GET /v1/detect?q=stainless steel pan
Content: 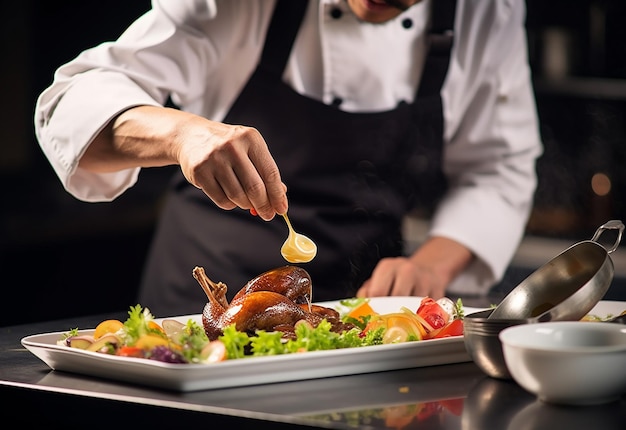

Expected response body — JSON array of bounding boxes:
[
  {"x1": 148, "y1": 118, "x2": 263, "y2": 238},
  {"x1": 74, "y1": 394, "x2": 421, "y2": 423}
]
[{"x1": 489, "y1": 219, "x2": 624, "y2": 322}]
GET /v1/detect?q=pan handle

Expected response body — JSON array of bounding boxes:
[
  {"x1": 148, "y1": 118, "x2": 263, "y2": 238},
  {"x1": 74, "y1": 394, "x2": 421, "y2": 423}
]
[{"x1": 591, "y1": 219, "x2": 624, "y2": 253}]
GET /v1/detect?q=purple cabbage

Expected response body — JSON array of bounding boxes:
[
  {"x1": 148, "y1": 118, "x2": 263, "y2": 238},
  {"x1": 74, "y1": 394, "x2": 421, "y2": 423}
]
[{"x1": 148, "y1": 345, "x2": 187, "y2": 363}]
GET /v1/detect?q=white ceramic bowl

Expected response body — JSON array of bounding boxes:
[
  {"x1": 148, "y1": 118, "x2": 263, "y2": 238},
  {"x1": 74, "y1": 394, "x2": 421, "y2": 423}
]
[{"x1": 499, "y1": 321, "x2": 626, "y2": 405}]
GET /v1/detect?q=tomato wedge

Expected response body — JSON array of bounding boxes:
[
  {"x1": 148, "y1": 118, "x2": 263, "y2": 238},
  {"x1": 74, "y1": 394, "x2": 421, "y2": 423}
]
[
  {"x1": 416, "y1": 297, "x2": 449, "y2": 331},
  {"x1": 428, "y1": 318, "x2": 464, "y2": 339}
]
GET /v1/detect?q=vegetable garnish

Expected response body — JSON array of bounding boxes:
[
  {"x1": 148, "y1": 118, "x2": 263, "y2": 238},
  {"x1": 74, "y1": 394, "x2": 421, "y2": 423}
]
[
  {"x1": 453, "y1": 298, "x2": 465, "y2": 319},
  {"x1": 580, "y1": 309, "x2": 626, "y2": 322},
  {"x1": 58, "y1": 297, "x2": 467, "y2": 365},
  {"x1": 221, "y1": 319, "x2": 384, "y2": 358},
  {"x1": 122, "y1": 305, "x2": 166, "y2": 346},
  {"x1": 338, "y1": 298, "x2": 377, "y2": 330},
  {"x1": 57, "y1": 305, "x2": 214, "y2": 364}
]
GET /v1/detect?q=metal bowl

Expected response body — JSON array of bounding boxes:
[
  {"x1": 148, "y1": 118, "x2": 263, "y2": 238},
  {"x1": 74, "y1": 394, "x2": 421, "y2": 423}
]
[{"x1": 463, "y1": 309, "x2": 533, "y2": 379}]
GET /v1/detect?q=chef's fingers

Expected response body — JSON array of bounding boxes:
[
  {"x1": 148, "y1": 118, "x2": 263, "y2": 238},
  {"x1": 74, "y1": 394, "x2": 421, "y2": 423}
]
[
  {"x1": 204, "y1": 161, "x2": 271, "y2": 217},
  {"x1": 244, "y1": 137, "x2": 288, "y2": 220},
  {"x1": 181, "y1": 123, "x2": 286, "y2": 218},
  {"x1": 358, "y1": 257, "x2": 447, "y2": 299},
  {"x1": 359, "y1": 260, "x2": 395, "y2": 297},
  {"x1": 211, "y1": 124, "x2": 286, "y2": 220},
  {"x1": 355, "y1": 282, "x2": 371, "y2": 298},
  {"x1": 395, "y1": 265, "x2": 447, "y2": 300},
  {"x1": 193, "y1": 166, "x2": 240, "y2": 210},
  {"x1": 184, "y1": 155, "x2": 256, "y2": 214}
]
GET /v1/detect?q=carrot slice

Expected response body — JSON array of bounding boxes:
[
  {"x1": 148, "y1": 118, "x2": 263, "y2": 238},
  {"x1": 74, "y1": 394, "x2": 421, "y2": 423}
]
[{"x1": 347, "y1": 300, "x2": 378, "y2": 320}]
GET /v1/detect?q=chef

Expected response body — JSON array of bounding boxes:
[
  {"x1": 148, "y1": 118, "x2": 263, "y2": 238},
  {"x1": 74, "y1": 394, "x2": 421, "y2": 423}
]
[{"x1": 34, "y1": 0, "x2": 542, "y2": 316}]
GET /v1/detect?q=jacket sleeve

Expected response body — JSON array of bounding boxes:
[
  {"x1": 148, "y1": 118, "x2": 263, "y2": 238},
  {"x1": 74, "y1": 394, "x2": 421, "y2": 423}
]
[
  {"x1": 434, "y1": 0, "x2": 544, "y2": 294},
  {"x1": 33, "y1": 0, "x2": 224, "y2": 202}
]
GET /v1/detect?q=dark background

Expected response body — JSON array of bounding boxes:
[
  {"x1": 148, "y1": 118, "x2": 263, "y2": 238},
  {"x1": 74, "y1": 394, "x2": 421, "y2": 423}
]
[{"x1": 2, "y1": 1, "x2": 625, "y2": 326}]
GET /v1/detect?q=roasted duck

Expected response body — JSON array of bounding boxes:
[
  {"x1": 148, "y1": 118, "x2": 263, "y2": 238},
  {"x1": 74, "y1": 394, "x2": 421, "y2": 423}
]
[{"x1": 193, "y1": 265, "x2": 355, "y2": 341}]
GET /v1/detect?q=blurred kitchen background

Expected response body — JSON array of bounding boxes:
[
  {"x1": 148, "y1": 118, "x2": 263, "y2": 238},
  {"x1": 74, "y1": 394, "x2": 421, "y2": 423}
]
[{"x1": 2, "y1": 0, "x2": 625, "y2": 326}]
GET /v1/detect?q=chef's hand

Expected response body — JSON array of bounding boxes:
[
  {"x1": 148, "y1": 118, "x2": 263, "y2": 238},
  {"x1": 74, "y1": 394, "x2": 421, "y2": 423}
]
[
  {"x1": 356, "y1": 237, "x2": 473, "y2": 299},
  {"x1": 82, "y1": 106, "x2": 288, "y2": 221},
  {"x1": 175, "y1": 115, "x2": 288, "y2": 221}
]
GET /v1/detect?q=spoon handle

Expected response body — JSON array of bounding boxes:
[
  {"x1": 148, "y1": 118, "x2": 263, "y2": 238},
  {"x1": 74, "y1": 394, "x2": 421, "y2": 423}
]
[{"x1": 282, "y1": 214, "x2": 294, "y2": 232}]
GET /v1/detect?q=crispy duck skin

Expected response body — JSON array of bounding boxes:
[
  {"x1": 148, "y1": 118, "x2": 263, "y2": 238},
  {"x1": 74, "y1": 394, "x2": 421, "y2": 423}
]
[
  {"x1": 232, "y1": 265, "x2": 312, "y2": 304},
  {"x1": 213, "y1": 291, "x2": 324, "y2": 336},
  {"x1": 299, "y1": 303, "x2": 340, "y2": 319},
  {"x1": 193, "y1": 265, "x2": 355, "y2": 341}
]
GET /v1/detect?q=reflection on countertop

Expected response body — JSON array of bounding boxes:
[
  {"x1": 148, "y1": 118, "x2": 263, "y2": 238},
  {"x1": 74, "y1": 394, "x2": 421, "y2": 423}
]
[{"x1": 463, "y1": 377, "x2": 626, "y2": 430}]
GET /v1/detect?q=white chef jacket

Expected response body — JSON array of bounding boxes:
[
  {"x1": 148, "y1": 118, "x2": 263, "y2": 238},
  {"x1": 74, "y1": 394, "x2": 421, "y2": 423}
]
[{"x1": 33, "y1": 0, "x2": 543, "y2": 295}]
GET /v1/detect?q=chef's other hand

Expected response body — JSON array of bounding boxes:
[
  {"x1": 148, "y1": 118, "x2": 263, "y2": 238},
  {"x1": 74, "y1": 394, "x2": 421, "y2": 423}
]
[
  {"x1": 356, "y1": 237, "x2": 473, "y2": 299},
  {"x1": 176, "y1": 116, "x2": 288, "y2": 221}
]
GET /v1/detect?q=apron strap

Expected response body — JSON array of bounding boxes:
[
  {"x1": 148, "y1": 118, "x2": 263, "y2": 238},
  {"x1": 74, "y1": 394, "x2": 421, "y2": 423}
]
[
  {"x1": 417, "y1": 0, "x2": 457, "y2": 98},
  {"x1": 260, "y1": 0, "x2": 309, "y2": 76}
]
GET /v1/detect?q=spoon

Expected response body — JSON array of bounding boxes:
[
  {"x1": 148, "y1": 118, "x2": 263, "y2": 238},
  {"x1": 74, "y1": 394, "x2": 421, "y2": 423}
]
[{"x1": 280, "y1": 213, "x2": 317, "y2": 263}]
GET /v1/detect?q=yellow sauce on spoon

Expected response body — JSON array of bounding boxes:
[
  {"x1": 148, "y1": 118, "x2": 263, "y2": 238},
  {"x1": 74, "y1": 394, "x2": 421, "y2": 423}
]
[{"x1": 280, "y1": 214, "x2": 317, "y2": 263}]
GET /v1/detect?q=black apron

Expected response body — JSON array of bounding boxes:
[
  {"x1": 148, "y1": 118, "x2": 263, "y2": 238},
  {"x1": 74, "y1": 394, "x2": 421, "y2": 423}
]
[{"x1": 138, "y1": 0, "x2": 456, "y2": 316}]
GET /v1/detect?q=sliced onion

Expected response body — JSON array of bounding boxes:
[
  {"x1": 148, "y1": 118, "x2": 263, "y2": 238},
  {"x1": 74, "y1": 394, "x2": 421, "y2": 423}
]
[
  {"x1": 400, "y1": 307, "x2": 434, "y2": 333},
  {"x1": 162, "y1": 319, "x2": 186, "y2": 343}
]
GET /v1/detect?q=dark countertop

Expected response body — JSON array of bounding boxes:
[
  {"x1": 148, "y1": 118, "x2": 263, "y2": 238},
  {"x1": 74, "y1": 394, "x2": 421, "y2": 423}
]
[{"x1": 3, "y1": 310, "x2": 626, "y2": 429}]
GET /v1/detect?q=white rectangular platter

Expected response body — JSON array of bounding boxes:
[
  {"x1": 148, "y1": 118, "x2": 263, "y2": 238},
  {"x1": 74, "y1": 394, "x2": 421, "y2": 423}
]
[
  {"x1": 21, "y1": 298, "x2": 626, "y2": 392},
  {"x1": 22, "y1": 297, "x2": 481, "y2": 392}
]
